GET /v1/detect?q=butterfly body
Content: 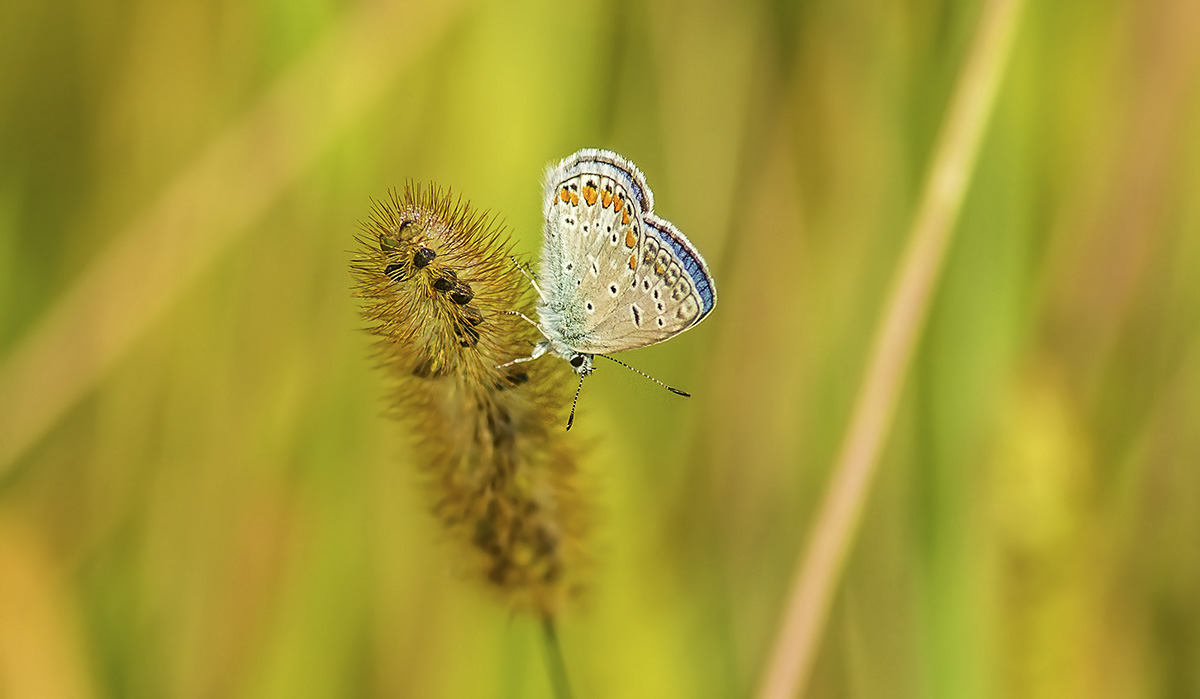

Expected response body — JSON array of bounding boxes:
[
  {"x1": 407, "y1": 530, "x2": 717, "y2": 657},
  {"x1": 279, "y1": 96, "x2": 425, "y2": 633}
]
[{"x1": 534, "y1": 149, "x2": 717, "y2": 376}]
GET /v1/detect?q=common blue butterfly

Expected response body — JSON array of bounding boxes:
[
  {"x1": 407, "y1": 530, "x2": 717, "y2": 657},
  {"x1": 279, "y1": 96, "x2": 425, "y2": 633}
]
[{"x1": 505, "y1": 149, "x2": 718, "y2": 426}]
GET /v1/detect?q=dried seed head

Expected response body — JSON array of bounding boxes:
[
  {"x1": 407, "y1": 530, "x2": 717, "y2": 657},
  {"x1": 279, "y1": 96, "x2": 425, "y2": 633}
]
[{"x1": 352, "y1": 183, "x2": 589, "y2": 614}]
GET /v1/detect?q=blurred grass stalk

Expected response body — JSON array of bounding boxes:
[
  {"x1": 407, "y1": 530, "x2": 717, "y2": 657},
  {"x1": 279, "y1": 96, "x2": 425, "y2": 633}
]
[
  {"x1": 757, "y1": 0, "x2": 1026, "y2": 696},
  {"x1": 0, "y1": 0, "x2": 465, "y2": 477}
]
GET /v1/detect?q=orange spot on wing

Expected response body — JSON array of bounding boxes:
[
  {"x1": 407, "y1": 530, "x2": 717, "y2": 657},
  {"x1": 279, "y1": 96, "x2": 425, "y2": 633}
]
[
  {"x1": 614, "y1": 195, "x2": 624, "y2": 213},
  {"x1": 629, "y1": 254, "x2": 638, "y2": 270},
  {"x1": 569, "y1": 192, "x2": 579, "y2": 206},
  {"x1": 601, "y1": 190, "x2": 613, "y2": 207},
  {"x1": 559, "y1": 188, "x2": 570, "y2": 203},
  {"x1": 582, "y1": 185, "x2": 597, "y2": 206},
  {"x1": 622, "y1": 209, "x2": 631, "y2": 226},
  {"x1": 656, "y1": 263, "x2": 665, "y2": 275},
  {"x1": 625, "y1": 230, "x2": 637, "y2": 248}
]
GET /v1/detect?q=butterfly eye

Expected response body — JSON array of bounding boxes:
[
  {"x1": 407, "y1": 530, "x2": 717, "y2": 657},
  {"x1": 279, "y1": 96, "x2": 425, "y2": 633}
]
[{"x1": 570, "y1": 355, "x2": 585, "y2": 368}]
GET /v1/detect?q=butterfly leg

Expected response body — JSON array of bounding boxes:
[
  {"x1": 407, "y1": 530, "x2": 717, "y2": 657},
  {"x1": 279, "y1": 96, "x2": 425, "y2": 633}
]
[
  {"x1": 510, "y1": 256, "x2": 548, "y2": 302},
  {"x1": 496, "y1": 336, "x2": 550, "y2": 369},
  {"x1": 497, "y1": 355, "x2": 538, "y2": 369},
  {"x1": 503, "y1": 310, "x2": 549, "y2": 338}
]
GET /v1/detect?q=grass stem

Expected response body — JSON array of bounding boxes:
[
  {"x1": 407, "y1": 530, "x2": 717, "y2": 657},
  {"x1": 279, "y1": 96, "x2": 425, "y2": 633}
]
[{"x1": 756, "y1": 0, "x2": 1026, "y2": 695}]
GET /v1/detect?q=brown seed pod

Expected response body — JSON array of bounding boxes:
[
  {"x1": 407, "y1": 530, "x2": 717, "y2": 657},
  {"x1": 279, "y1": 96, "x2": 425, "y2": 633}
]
[{"x1": 352, "y1": 184, "x2": 589, "y2": 614}]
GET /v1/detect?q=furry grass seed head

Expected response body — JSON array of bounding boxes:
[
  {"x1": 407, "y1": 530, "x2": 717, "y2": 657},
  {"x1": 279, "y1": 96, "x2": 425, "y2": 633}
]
[{"x1": 352, "y1": 183, "x2": 588, "y2": 614}]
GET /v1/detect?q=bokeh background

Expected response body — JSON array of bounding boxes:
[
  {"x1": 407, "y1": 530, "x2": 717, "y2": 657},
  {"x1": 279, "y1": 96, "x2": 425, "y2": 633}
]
[{"x1": 2, "y1": 0, "x2": 1199, "y2": 696}]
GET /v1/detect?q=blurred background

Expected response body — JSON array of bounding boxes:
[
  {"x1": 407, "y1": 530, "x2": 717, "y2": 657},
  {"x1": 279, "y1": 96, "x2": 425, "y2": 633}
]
[{"x1": 1, "y1": 0, "x2": 1199, "y2": 696}]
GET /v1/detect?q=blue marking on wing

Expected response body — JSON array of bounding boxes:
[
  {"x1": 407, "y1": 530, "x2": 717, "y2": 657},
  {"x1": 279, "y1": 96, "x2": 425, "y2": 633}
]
[{"x1": 644, "y1": 218, "x2": 716, "y2": 317}]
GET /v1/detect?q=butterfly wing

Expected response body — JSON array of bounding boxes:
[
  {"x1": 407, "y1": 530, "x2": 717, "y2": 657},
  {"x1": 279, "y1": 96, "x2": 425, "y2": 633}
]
[{"x1": 538, "y1": 149, "x2": 717, "y2": 356}]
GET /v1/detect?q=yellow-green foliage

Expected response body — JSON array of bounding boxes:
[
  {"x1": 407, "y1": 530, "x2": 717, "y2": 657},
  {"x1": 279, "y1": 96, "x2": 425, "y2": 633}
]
[{"x1": 0, "y1": 0, "x2": 1198, "y2": 697}]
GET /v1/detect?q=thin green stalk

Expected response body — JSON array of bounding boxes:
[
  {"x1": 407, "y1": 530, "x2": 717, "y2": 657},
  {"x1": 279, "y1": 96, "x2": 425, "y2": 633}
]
[{"x1": 541, "y1": 615, "x2": 574, "y2": 699}]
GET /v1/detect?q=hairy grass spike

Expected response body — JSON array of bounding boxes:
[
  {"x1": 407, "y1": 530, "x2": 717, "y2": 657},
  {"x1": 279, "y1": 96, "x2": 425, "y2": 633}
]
[{"x1": 352, "y1": 183, "x2": 589, "y2": 614}]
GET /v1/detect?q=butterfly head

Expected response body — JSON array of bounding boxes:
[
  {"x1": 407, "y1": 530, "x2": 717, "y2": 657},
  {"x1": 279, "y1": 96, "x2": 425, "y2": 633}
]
[{"x1": 568, "y1": 352, "x2": 595, "y2": 377}]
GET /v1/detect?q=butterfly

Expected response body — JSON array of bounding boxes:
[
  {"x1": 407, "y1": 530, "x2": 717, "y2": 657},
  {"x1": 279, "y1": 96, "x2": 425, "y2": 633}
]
[{"x1": 504, "y1": 148, "x2": 717, "y2": 428}]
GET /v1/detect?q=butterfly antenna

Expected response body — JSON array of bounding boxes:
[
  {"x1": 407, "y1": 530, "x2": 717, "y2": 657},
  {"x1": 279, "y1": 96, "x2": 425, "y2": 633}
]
[
  {"x1": 566, "y1": 375, "x2": 585, "y2": 431},
  {"x1": 597, "y1": 354, "x2": 691, "y2": 397}
]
